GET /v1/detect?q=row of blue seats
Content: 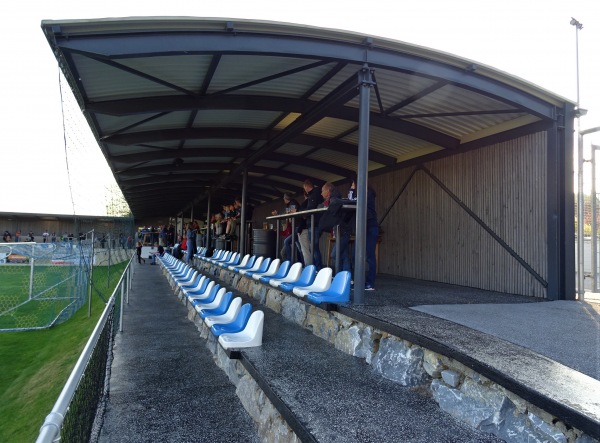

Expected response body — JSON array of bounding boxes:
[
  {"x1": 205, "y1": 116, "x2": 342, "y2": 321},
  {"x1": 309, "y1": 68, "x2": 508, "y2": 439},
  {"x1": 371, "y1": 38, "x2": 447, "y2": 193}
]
[
  {"x1": 194, "y1": 248, "x2": 351, "y2": 304},
  {"x1": 159, "y1": 253, "x2": 264, "y2": 349}
]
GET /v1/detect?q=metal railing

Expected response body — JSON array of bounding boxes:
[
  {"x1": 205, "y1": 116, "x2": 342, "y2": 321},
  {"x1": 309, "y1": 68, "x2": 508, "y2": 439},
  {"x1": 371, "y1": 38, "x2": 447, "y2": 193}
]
[{"x1": 35, "y1": 256, "x2": 134, "y2": 443}]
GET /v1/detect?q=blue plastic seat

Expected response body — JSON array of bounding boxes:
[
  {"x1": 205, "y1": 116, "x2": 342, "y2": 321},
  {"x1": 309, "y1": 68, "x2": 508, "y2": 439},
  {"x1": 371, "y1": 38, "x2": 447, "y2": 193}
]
[
  {"x1": 198, "y1": 291, "x2": 234, "y2": 319},
  {"x1": 306, "y1": 271, "x2": 351, "y2": 304},
  {"x1": 210, "y1": 303, "x2": 253, "y2": 337},
  {"x1": 190, "y1": 284, "x2": 221, "y2": 306},
  {"x1": 239, "y1": 256, "x2": 265, "y2": 276},
  {"x1": 183, "y1": 277, "x2": 210, "y2": 298},
  {"x1": 218, "y1": 311, "x2": 264, "y2": 349},
  {"x1": 278, "y1": 265, "x2": 316, "y2": 292},
  {"x1": 232, "y1": 255, "x2": 257, "y2": 273},
  {"x1": 244, "y1": 257, "x2": 272, "y2": 278},
  {"x1": 259, "y1": 260, "x2": 290, "y2": 284},
  {"x1": 187, "y1": 281, "x2": 217, "y2": 302},
  {"x1": 218, "y1": 252, "x2": 239, "y2": 268}
]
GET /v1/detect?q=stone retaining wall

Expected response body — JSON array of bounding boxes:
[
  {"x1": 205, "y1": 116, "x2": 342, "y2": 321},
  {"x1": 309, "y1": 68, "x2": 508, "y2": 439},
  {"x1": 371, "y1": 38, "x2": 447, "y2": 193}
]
[{"x1": 188, "y1": 260, "x2": 598, "y2": 443}]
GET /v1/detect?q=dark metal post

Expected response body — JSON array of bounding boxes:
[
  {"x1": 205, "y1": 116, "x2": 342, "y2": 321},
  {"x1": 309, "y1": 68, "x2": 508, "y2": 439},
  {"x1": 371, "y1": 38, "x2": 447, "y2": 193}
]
[
  {"x1": 353, "y1": 64, "x2": 374, "y2": 304},
  {"x1": 241, "y1": 169, "x2": 248, "y2": 255},
  {"x1": 291, "y1": 218, "x2": 296, "y2": 262},
  {"x1": 206, "y1": 196, "x2": 211, "y2": 251},
  {"x1": 335, "y1": 224, "x2": 340, "y2": 273}
]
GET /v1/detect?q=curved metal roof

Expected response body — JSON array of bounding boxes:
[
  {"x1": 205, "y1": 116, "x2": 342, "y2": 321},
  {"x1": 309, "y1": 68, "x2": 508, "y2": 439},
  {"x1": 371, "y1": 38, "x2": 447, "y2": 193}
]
[{"x1": 41, "y1": 17, "x2": 573, "y2": 219}]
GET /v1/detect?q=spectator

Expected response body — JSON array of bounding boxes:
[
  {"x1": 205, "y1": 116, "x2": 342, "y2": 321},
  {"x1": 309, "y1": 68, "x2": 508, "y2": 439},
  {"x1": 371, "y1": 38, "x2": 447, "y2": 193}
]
[
  {"x1": 3, "y1": 231, "x2": 12, "y2": 242},
  {"x1": 316, "y1": 182, "x2": 351, "y2": 273},
  {"x1": 15, "y1": 229, "x2": 21, "y2": 242},
  {"x1": 43, "y1": 230, "x2": 49, "y2": 243},
  {"x1": 136, "y1": 241, "x2": 145, "y2": 264},
  {"x1": 186, "y1": 221, "x2": 198, "y2": 263},
  {"x1": 150, "y1": 245, "x2": 165, "y2": 265},
  {"x1": 298, "y1": 179, "x2": 324, "y2": 267},
  {"x1": 28, "y1": 231, "x2": 35, "y2": 242},
  {"x1": 272, "y1": 192, "x2": 300, "y2": 261}
]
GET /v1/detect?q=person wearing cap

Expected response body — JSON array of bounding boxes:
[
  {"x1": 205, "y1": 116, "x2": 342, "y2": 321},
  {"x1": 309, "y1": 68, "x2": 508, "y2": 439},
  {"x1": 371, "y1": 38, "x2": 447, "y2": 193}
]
[{"x1": 298, "y1": 178, "x2": 324, "y2": 267}]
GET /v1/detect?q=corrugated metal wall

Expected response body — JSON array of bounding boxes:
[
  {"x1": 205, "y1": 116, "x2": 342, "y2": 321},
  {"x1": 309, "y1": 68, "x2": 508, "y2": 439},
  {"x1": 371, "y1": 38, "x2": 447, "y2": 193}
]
[{"x1": 373, "y1": 132, "x2": 548, "y2": 297}]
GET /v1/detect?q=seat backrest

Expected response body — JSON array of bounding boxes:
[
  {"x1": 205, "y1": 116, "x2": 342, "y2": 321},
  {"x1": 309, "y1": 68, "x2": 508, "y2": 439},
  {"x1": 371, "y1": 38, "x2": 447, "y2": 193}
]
[
  {"x1": 244, "y1": 310, "x2": 265, "y2": 336},
  {"x1": 312, "y1": 267, "x2": 333, "y2": 287},
  {"x1": 296, "y1": 265, "x2": 317, "y2": 286},
  {"x1": 207, "y1": 289, "x2": 230, "y2": 310},
  {"x1": 249, "y1": 256, "x2": 264, "y2": 271},
  {"x1": 264, "y1": 258, "x2": 280, "y2": 275},
  {"x1": 239, "y1": 255, "x2": 256, "y2": 270},
  {"x1": 231, "y1": 303, "x2": 253, "y2": 329},
  {"x1": 203, "y1": 288, "x2": 227, "y2": 306},
  {"x1": 195, "y1": 280, "x2": 215, "y2": 297},
  {"x1": 203, "y1": 285, "x2": 222, "y2": 303},
  {"x1": 330, "y1": 271, "x2": 352, "y2": 296},
  {"x1": 236, "y1": 254, "x2": 251, "y2": 268},
  {"x1": 283, "y1": 262, "x2": 303, "y2": 281},
  {"x1": 191, "y1": 275, "x2": 207, "y2": 291},
  {"x1": 269, "y1": 260, "x2": 289, "y2": 279},
  {"x1": 217, "y1": 251, "x2": 231, "y2": 262},
  {"x1": 220, "y1": 296, "x2": 242, "y2": 319},
  {"x1": 225, "y1": 252, "x2": 239, "y2": 265},
  {"x1": 254, "y1": 256, "x2": 270, "y2": 273}
]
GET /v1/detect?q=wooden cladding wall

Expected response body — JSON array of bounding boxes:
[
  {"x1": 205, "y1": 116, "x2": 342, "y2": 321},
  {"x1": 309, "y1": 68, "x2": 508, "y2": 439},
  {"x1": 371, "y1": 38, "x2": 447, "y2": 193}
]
[{"x1": 372, "y1": 132, "x2": 548, "y2": 298}]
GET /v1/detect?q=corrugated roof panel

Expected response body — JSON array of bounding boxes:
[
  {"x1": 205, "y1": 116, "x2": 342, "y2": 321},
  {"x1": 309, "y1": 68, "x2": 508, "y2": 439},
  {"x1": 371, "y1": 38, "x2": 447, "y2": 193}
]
[
  {"x1": 395, "y1": 84, "x2": 526, "y2": 138},
  {"x1": 117, "y1": 54, "x2": 213, "y2": 94},
  {"x1": 304, "y1": 117, "x2": 357, "y2": 139},
  {"x1": 240, "y1": 63, "x2": 339, "y2": 98},
  {"x1": 370, "y1": 69, "x2": 440, "y2": 112},
  {"x1": 254, "y1": 160, "x2": 286, "y2": 169},
  {"x1": 276, "y1": 143, "x2": 314, "y2": 157},
  {"x1": 307, "y1": 63, "x2": 363, "y2": 102},
  {"x1": 73, "y1": 54, "x2": 178, "y2": 101},
  {"x1": 208, "y1": 55, "x2": 320, "y2": 96},
  {"x1": 274, "y1": 112, "x2": 301, "y2": 130},
  {"x1": 282, "y1": 164, "x2": 343, "y2": 185},
  {"x1": 117, "y1": 111, "x2": 191, "y2": 133},
  {"x1": 193, "y1": 109, "x2": 280, "y2": 129},
  {"x1": 182, "y1": 139, "x2": 251, "y2": 149},
  {"x1": 414, "y1": 113, "x2": 528, "y2": 139},
  {"x1": 341, "y1": 126, "x2": 433, "y2": 160},
  {"x1": 307, "y1": 149, "x2": 380, "y2": 172}
]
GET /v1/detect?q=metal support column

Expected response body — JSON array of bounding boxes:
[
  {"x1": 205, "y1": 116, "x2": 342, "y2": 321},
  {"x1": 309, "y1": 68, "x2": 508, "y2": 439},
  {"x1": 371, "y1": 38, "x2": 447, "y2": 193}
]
[
  {"x1": 206, "y1": 196, "x2": 212, "y2": 251},
  {"x1": 353, "y1": 64, "x2": 375, "y2": 305},
  {"x1": 241, "y1": 169, "x2": 248, "y2": 256},
  {"x1": 593, "y1": 146, "x2": 598, "y2": 292}
]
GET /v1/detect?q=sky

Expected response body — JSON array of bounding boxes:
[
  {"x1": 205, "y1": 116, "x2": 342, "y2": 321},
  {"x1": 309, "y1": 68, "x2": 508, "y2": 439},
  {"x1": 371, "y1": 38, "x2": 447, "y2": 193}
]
[{"x1": 2, "y1": 0, "x2": 599, "y2": 216}]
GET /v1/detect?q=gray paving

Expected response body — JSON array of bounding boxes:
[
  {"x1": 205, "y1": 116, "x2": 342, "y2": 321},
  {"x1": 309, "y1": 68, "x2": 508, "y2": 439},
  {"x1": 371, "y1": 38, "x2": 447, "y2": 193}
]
[
  {"x1": 411, "y1": 300, "x2": 600, "y2": 380},
  {"x1": 98, "y1": 265, "x2": 600, "y2": 442},
  {"x1": 97, "y1": 262, "x2": 260, "y2": 443}
]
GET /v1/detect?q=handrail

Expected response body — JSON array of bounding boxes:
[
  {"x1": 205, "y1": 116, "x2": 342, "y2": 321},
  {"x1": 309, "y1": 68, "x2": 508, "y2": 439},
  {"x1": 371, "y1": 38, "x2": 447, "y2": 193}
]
[{"x1": 35, "y1": 255, "x2": 134, "y2": 443}]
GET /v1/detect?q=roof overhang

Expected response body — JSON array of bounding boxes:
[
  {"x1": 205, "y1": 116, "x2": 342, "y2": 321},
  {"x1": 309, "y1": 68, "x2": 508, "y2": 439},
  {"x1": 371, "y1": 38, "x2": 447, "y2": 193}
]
[{"x1": 41, "y1": 17, "x2": 574, "y2": 219}]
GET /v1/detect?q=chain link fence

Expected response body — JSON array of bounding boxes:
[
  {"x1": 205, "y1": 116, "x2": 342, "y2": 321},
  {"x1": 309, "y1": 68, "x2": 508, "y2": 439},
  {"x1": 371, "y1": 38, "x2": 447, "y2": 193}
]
[
  {"x1": 0, "y1": 222, "x2": 134, "y2": 331},
  {"x1": 36, "y1": 259, "x2": 132, "y2": 443}
]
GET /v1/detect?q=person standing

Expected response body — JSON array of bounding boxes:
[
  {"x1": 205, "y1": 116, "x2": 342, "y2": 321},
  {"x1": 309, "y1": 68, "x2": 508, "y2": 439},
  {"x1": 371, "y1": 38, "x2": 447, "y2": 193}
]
[
  {"x1": 15, "y1": 229, "x2": 21, "y2": 242},
  {"x1": 349, "y1": 179, "x2": 379, "y2": 291},
  {"x1": 186, "y1": 221, "x2": 198, "y2": 263},
  {"x1": 272, "y1": 192, "x2": 300, "y2": 261},
  {"x1": 298, "y1": 179, "x2": 324, "y2": 267},
  {"x1": 136, "y1": 241, "x2": 145, "y2": 264}
]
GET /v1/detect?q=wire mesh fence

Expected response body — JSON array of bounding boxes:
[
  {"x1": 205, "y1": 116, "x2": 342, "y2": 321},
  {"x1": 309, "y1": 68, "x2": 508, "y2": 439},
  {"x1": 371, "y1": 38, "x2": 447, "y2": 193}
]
[
  {"x1": 0, "y1": 226, "x2": 133, "y2": 331},
  {"x1": 35, "y1": 260, "x2": 132, "y2": 443}
]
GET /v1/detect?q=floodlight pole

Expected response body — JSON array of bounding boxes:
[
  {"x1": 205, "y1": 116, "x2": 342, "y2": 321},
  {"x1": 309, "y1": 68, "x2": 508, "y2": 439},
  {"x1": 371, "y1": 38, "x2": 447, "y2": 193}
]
[{"x1": 571, "y1": 17, "x2": 585, "y2": 299}]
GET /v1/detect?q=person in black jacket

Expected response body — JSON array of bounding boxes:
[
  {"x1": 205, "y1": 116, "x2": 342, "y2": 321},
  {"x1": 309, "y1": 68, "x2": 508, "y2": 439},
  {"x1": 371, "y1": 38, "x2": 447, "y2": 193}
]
[
  {"x1": 317, "y1": 182, "x2": 351, "y2": 272},
  {"x1": 298, "y1": 179, "x2": 324, "y2": 267}
]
